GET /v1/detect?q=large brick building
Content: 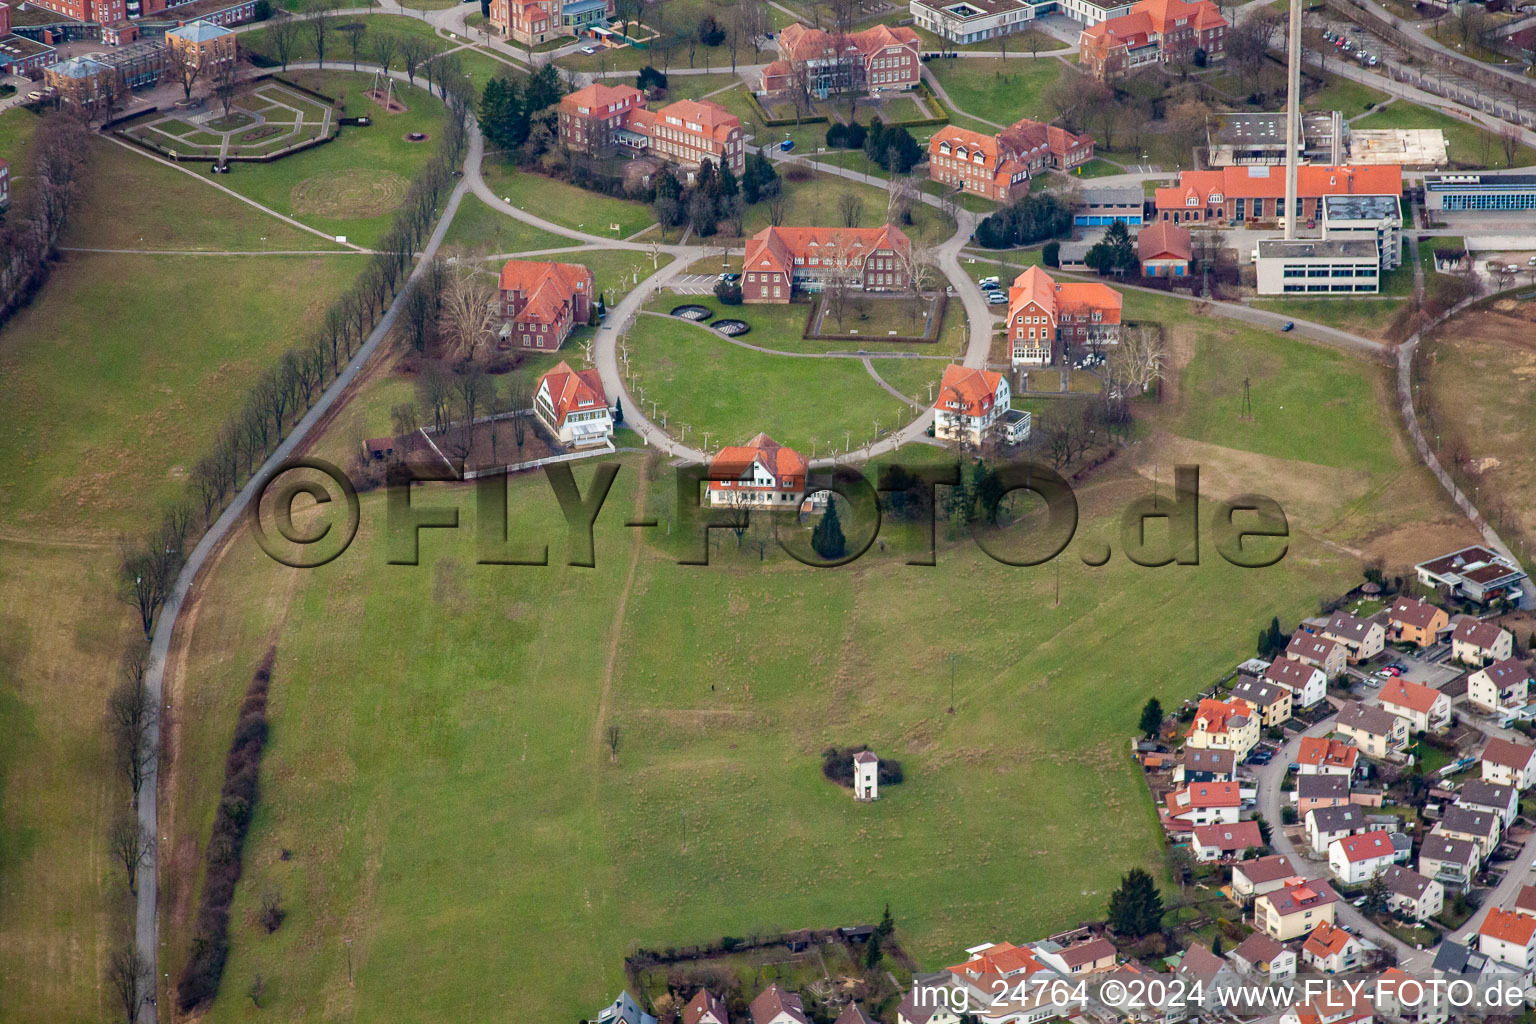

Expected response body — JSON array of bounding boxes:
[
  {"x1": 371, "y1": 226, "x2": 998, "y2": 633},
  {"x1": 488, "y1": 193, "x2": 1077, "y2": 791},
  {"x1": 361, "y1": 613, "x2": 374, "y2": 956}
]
[
  {"x1": 166, "y1": 18, "x2": 236, "y2": 72},
  {"x1": 489, "y1": 0, "x2": 612, "y2": 47},
  {"x1": 759, "y1": 22, "x2": 921, "y2": 101},
  {"x1": 1153, "y1": 164, "x2": 1403, "y2": 225},
  {"x1": 1005, "y1": 266, "x2": 1123, "y2": 366},
  {"x1": 1079, "y1": 0, "x2": 1227, "y2": 80},
  {"x1": 927, "y1": 118, "x2": 1094, "y2": 202},
  {"x1": 497, "y1": 259, "x2": 594, "y2": 351},
  {"x1": 20, "y1": 0, "x2": 125, "y2": 28},
  {"x1": 555, "y1": 88, "x2": 744, "y2": 178},
  {"x1": 741, "y1": 224, "x2": 912, "y2": 303}
]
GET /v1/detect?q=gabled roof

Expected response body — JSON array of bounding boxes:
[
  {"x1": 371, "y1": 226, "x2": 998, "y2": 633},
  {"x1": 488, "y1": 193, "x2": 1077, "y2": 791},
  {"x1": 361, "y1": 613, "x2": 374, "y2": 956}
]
[
  {"x1": 1191, "y1": 821, "x2": 1263, "y2": 852},
  {"x1": 1379, "y1": 677, "x2": 1444, "y2": 714},
  {"x1": 1263, "y1": 657, "x2": 1322, "y2": 691},
  {"x1": 751, "y1": 983, "x2": 808, "y2": 1024},
  {"x1": 537, "y1": 361, "x2": 608, "y2": 428},
  {"x1": 832, "y1": 1003, "x2": 875, "y2": 1024},
  {"x1": 1057, "y1": 937, "x2": 1117, "y2": 968},
  {"x1": 1297, "y1": 736, "x2": 1359, "y2": 770},
  {"x1": 1230, "y1": 931, "x2": 1285, "y2": 966},
  {"x1": 685, "y1": 988, "x2": 729, "y2": 1024},
  {"x1": 1167, "y1": 781, "x2": 1241, "y2": 810},
  {"x1": 1480, "y1": 907, "x2": 1536, "y2": 947},
  {"x1": 1176, "y1": 942, "x2": 1225, "y2": 978},
  {"x1": 1476, "y1": 658, "x2": 1532, "y2": 688},
  {"x1": 1308, "y1": 803, "x2": 1366, "y2": 834},
  {"x1": 1302, "y1": 920, "x2": 1358, "y2": 957},
  {"x1": 777, "y1": 20, "x2": 920, "y2": 63},
  {"x1": 1286, "y1": 632, "x2": 1342, "y2": 665},
  {"x1": 743, "y1": 224, "x2": 912, "y2": 279},
  {"x1": 1297, "y1": 774, "x2": 1348, "y2": 800},
  {"x1": 1332, "y1": 829, "x2": 1396, "y2": 863},
  {"x1": 934, "y1": 364, "x2": 1004, "y2": 418},
  {"x1": 1419, "y1": 835, "x2": 1478, "y2": 864},
  {"x1": 559, "y1": 81, "x2": 645, "y2": 117},
  {"x1": 499, "y1": 259, "x2": 592, "y2": 326},
  {"x1": 1234, "y1": 854, "x2": 1298, "y2": 884},
  {"x1": 709, "y1": 433, "x2": 808, "y2": 488},
  {"x1": 1452, "y1": 616, "x2": 1508, "y2": 651},
  {"x1": 1515, "y1": 885, "x2": 1536, "y2": 915},
  {"x1": 1390, "y1": 595, "x2": 1446, "y2": 630},
  {"x1": 1137, "y1": 220, "x2": 1191, "y2": 262},
  {"x1": 1182, "y1": 748, "x2": 1236, "y2": 773},
  {"x1": 1324, "y1": 610, "x2": 1381, "y2": 643},
  {"x1": 1483, "y1": 737, "x2": 1536, "y2": 771},
  {"x1": 1458, "y1": 779, "x2": 1515, "y2": 810},
  {"x1": 1336, "y1": 700, "x2": 1401, "y2": 737},
  {"x1": 654, "y1": 98, "x2": 741, "y2": 144},
  {"x1": 1439, "y1": 805, "x2": 1499, "y2": 839},
  {"x1": 1155, "y1": 164, "x2": 1404, "y2": 208},
  {"x1": 1231, "y1": 675, "x2": 1288, "y2": 708},
  {"x1": 1260, "y1": 878, "x2": 1337, "y2": 916},
  {"x1": 1381, "y1": 864, "x2": 1437, "y2": 901}
]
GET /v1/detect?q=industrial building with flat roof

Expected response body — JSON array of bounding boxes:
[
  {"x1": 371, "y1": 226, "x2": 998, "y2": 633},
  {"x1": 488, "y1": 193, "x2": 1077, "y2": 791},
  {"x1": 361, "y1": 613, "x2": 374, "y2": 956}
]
[
  {"x1": 1424, "y1": 172, "x2": 1536, "y2": 213},
  {"x1": 1208, "y1": 111, "x2": 1343, "y2": 167},
  {"x1": 1254, "y1": 239, "x2": 1381, "y2": 295}
]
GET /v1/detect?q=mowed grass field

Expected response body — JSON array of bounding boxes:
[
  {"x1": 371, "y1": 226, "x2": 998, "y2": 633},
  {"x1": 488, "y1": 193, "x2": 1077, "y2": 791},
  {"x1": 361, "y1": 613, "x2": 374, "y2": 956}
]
[
  {"x1": 165, "y1": 446, "x2": 1365, "y2": 1024},
  {"x1": 926, "y1": 57, "x2": 1069, "y2": 127},
  {"x1": 0, "y1": 139, "x2": 369, "y2": 1022}
]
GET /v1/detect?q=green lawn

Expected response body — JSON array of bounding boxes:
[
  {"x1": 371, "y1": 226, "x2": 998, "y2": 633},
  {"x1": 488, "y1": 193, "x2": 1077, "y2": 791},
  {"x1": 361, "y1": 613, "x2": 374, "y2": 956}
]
[
  {"x1": 555, "y1": 0, "x2": 795, "y2": 72},
  {"x1": 926, "y1": 57, "x2": 1068, "y2": 127},
  {"x1": 205, "y1": 72, "x2": 447, "y2": 247},
  {"x1": 1353, "y1": 101, "x2": 1536, "y2": 168},
  {"x1": 905, "y1": 21, "x2": 1067, "y2": 54},
  {"x1": 740, "y1": 170, "x2": 955, "y2": 246},
  {"x1": 0, "y1": 106, "x2": 41, "y2": 205},
  {"x1": 869, "y1": 355, "x2": 951, "y2": 405},
  {"x1": 441, "y1": 193, "x2": 578, "y2": 253},
  {"x1": 480, "y1": 161, "x2": 657, "y2": 239},
  {"x1": 1249, "y1": 297, "x2": 1406, "y2": 339},
  {"x1": 1304, "y1": 73, "x2": 1390, "y2": 115}
]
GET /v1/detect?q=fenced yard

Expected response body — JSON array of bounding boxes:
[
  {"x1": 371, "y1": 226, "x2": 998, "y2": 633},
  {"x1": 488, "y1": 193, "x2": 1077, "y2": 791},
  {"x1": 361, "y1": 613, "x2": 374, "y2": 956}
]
[{"x1": 116, "y1": 80, "x2": 336, "y2": 162}]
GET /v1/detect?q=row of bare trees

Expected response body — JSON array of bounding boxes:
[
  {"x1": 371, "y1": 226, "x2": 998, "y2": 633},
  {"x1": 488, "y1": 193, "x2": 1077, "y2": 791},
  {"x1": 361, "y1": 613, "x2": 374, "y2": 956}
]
[{"x1": 0, "y1": 110, "x2": 92, "y2": 328}]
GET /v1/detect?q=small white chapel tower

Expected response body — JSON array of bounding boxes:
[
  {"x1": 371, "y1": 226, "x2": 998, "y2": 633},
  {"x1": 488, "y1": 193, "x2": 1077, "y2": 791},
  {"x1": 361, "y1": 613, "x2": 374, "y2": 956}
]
[{"x1": 853, "y1": 750, "x2": 879, "y2": 801}]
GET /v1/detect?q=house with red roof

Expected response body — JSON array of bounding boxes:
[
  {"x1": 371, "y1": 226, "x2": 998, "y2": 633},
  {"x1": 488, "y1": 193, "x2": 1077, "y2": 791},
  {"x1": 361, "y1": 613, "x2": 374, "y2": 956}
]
[
  {"x1": 1379, "y1": 677, "x2": 1451, "y2": 733},
  {"x1": 741, "y1": 224, "x2": 912, "y2": 304},
  {"x1": 705, "y1": 433, "x2": 815, "y2": 511},
  {"x1": 1004, "y1": 266, "x2": 1122, "y2": 366},
  {"x1": 1296, "y1": 736, "x2": 1359, "y2": 778},
  {"x1": 1301, "y1": 920, "x2": 1363, "y2": 973},
  {"x1": 932, "y1": 365, "x2": 1029, "y2": 446},
  {"x1": 489, "y1": 0, "x2": 612, "y2": 46},
  {"x1": 1479, "y1": 907, "x2": 1536, "y2": 971},
  {"x1": 1469, "y1": 658, "x2": 1531, "y2": 717},
  {"x1": 498, "y1": 259, "x2": 594, "y2": 352},
  {"x1": 1154, "y1": 164, "x2": 1403, "y2": 226},
  {"x1": 1255, "y1": 879, "x2": 1338, "y2": 940},
  {"x1": 1451, "y1": 616, "x2": 1513, "y2": 667},
  {"x1": 684, "y1": 989, "x2": 728, "y2": 1024},
  {"x1": 1482, "y1": 737, "x2": 1536, "y2": 790},
  {"x1": 927, "y1": 117, "x2": 1094, "y2": 203},
  {"x1": 1190, "y1": 820, "x2": 1263, "y2": 862},
  {"x1": 1137, "y1": 220, "x2": 1191, "y2": 277},
  {"x1": 1327, "y1": 829, "x2": 1405, "y2": 884},
  {"x1": 1184, "y1": 697, "x2": 1259, "y2": 760},
  {"x1": 751, "y1": 983, "x2": 809, "y2": 1024},
  {"x1": 1163, "y1": 780, "x2": 1242, "y2": 829},
  {"x1": 1079, "y1": 0, "x2": 1228, "y2": 81},
  {"x1": 760, "y1": 22, "x2": 920, "y2": 100},
  {"x1": 553, "y1": 88, "x2": 744, "y2": 178},
  {"x1": 557, "y1": 82, "x2": 647, "y2": 158},
  {"x1": 533, "y1": 361, "x2": 612, "y2": 448}
]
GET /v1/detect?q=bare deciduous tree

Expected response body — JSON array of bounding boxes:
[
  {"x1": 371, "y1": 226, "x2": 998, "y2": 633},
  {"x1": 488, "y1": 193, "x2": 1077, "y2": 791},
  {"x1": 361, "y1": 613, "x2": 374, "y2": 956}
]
[
  {"x1": 107, "y1": 946, "x2": 148, "y2": 1024},
  {"x1": 837, "y1": 189, "x2": 863, "y2": 228},
  {"x1": 438, "y1": 261, "x2": 499, "y2": 361},
  {"x1": 372, "y1": 29, "x2": 399, "y2": 73},
  {"x1": 110, "y1": 817, "x2": 151, "y2": 893},
  {"x1": 607, "y1": 722, "x2": 621, "y2": 761},
  {"x1": 270, "y1": 16, "x2": 301, "y2": 70},
  {"x1": 302, "y1": 0, "x2": 333, "y2": 67},
  {"x1": 165, "y1": 41, "x2": 203, "y2": 102}
]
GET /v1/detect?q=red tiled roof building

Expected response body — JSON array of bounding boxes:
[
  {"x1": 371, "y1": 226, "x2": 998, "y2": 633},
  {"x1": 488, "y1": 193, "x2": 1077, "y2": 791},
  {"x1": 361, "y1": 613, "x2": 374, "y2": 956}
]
[
  {"x1": 1080, "y1": 0, "x2": 1228, "y2": 81},
  {"x1": 498, "y1": 259, "x2": 594, "y2": 351},
  {"x1": 742, "y1": 224, "x2": 911, "y2": 303},
  {"x1": 1005, "y1": 266, "x2": 1123, "y2": 366},
  {"x1": 1155, "y1": 164, "x2": 1404, "y2": 225},
  {"x1": 928, "y1": 117, "x2": 1094, "y2": 203},
  {"x1": 760, "y1": 22, "x2": 921, "y2": 100}
]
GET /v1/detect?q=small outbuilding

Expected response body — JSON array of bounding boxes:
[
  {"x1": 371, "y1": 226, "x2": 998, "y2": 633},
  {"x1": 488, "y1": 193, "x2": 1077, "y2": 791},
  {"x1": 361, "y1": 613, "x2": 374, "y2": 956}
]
[
  {"x1": 1138, "y1": 221, "x2": 1193, "y2": 278},
  {"x1": 854, "y1": 750, "x2": 879, "y2": 801}
]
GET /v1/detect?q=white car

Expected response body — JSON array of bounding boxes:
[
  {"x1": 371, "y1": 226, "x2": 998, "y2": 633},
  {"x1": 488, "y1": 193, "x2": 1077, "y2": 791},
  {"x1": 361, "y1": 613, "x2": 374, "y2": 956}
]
[
  {"x1": 986, "y1": 292, "x2": 1008, "y2": 305},
  {"x1": 580, "y1": 45, "x2": 598, "y2": 54}
]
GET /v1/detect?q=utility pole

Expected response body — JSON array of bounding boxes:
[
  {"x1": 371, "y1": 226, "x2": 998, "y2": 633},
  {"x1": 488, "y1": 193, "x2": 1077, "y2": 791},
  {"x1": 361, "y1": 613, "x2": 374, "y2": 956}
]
[{"x1": 947, "y1": 653, "x2": 957, "y2": 714}]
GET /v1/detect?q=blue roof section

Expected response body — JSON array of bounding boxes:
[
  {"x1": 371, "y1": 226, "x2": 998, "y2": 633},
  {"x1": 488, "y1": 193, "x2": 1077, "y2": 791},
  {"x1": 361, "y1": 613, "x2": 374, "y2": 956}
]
[
  {"x1": 54, "y1": 55, "x2": 109, "y2": 77},
  {"x1": 168, "y1": 18, "x2": 231, "y2": 41}
]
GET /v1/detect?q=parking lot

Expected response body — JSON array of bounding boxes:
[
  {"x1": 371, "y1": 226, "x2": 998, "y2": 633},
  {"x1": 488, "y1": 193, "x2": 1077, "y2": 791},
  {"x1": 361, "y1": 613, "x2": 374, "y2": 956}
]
[{"x1": 669, "y1": 274, "x2": 723, "y2": 295}]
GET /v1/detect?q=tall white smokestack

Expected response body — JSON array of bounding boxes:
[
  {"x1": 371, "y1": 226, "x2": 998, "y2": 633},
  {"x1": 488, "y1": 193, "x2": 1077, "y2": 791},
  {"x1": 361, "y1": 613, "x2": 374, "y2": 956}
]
[{"x1": 1283, "y1": 0, "x2": 1302, "y2": 239}]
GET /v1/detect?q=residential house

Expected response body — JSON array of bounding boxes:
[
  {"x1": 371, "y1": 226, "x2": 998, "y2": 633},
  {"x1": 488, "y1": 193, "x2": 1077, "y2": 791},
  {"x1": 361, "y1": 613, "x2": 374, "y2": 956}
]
[
  {"x1": 1231, "y1": 855, "x2": 1302, "y2": 904},
  {"x1": 1263, "y1": 658, "x2": 1327, "y2": 709},
  {"x1": 1035, "y1": 937, "x2": 1117, "y2": 974},
  {"x1": 928, "y1": 119, "x2": 1094, "y2": 204},
  {"x1": 1468, "y1": 659, "x2": 1532, "y2": 717},
  {"x1": 1183, "y1": 697, "x2": 1259, "y2": 760},
  {"x1": 945, "y1": 941, "x2": 1048, "y2": 989},
  {"x1": 557, "y1": 83, "x2": 647, "y2": 158},
  {"x1": 1174, "y1": 943, "x2": 1241, "y2": 1008},
  {"x1": 1379, "y1": 677, "x2": 1451, "y2": 733},
  {"x1": 1322, "y1": 611, "x2": 1387, "y2": 663},
  {"x1": 1478, "y1": 908, "x2": 1536, "y2": 972},
  {"x1": 534, "y1": 361, "x2": 613, "y2": 448},
  {"x1": 1004, "y1": 266, "x2": 1123, "y2": 367},
  {"x1": 760, "y1": 22, "x2": 921, "y2": 100},
  {"x1": 1451, "y1": 617, "x2": 1513, "y2": 667},
  {"x1": 897, "y1": 988, "x2": 962, "y2": 1024},
  {"x1": 1302, "y1": 920, "x2": 1364, "y2": 973},
  {"x1": 742, "y1": 224, "x2": 912, "y2": 304},
  {"x1": 1163, "y1": 781, "x2": 1241, "y2": 829},
  {"x1": 751, "y1": 984, "x2": 810, "y2": 1024},
  {"x1": 1456, "y1": 779, "x2": 1519, "y2": 830},
  {"x1": 1078, "y1": 0, "x2": 1228, "y2": 81},
  {"x1": 1515, "y1": 885, "x2": 1536, "y2": 919},
  {"x1": 1433, "y1": 805, "x2": 1501, "y2": 860},
  {"x1": 597, "y1": 991, "x2": 657, "y2": 1024},
  {"x1": 1416, "y1": 546, "x2": 1528, "y2": 606},
  {"x1": 1278, "y1": 990, "x2": 1373, "y2": 1024},
  {"x1": 1418, "y1": 835, "x2": 1481, "y2": 891},
  {"x1": 1335, "y1": 701, "x2": 1410, "y2": 760},
  {"x1": 1328, "y1": 829, "x2": 1403, "y2": 884},
  {"x1": 1306, "y1": 804, "x2": 1369, "y2": 855},
  {"x1": 1136, "y1": 220, "x2": 1192, "y2": 277},
  {"x1": 1380, "y1": 864, "x2": 1445, "y2": 922},
  {"x1": 1094, "y1": 964, "x2": 1187, "y2": 1024},
  {"x1": 1388, "y1": 596, "x2": 1449, "y2": 648},
  {"x1": 1374, "y1": 968, "x2": 1450, "y2": 1024},
  {"x1": 1255, "y1": 879, "x2": 1338, "y2": 941},
  {"x1": 705, "y1": 434, "x2": 811, "y2": 511},
  {"x1": 1482, "y1": 737, "x2": 1536, "y2": 790},
  {"x1": 685, "y1": 989, "x2": 729, "y2": 1024},
  {"x1": 1153, "y1": 164, "x2": 1404, "y2": 226},
  {"x1": 498, "y1": 259, "x2": 594, "y2": 351},
  {"x1": 1296, "y1": 736, "x2": 1360, "y2": 778},
  {"x1": 834, "y1": 1004, "x2": 876, "y2": 1024},
  {"x1": 932, "y1": 365, "x2": 1029, "y2": 446},
  {"x1": 1228, "y1": 931, "x2": 1296, "y2": 983},
  {"x1": 489, "y1": 0, "x2": 613, "y2": 47},
  {"x1": 1190, "y1": 821, "x2": 1264, "y2": 862},
  {"x1": 1286, "y1": 631, "x2": 1346, "y2": 678},
  {"x1": 1230, "y1": 674, "x2": 1292, "y2": 727},
  {"x1": 1297, "y1": 774, "x2": 1351, "y2": 817},
  {"x1": 1176, "y1": 748, "x2": 1236, "y2": 784}
]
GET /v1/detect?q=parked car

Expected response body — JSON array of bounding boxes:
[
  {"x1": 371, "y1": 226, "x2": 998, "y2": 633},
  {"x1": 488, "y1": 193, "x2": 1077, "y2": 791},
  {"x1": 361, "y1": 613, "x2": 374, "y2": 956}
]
[
  {"x1": 1376, "y1": 669, "x2": 1393, "y2": 679},
  {"x1": 780, "y1": 138, "x2": 795, "y2": 152},
  {"x1": 986, "y1": 292, "x2": 1008, "y2": 305},
  {"x1": 580, "y1": 45, "x2": 598, "y2": 54},
  {"x1": 1288, "y1": 762, "x2": 1301, "y2": 772},
  {"x1": 980, "y1": 281, "x2": 999, "y2": 291},
  {"x1": 1386, "y1": 666, "x2": 1402, "y2": 676},
  {"x1": 1281, "y1": 321, "x2": 1295, "y2": 331}
]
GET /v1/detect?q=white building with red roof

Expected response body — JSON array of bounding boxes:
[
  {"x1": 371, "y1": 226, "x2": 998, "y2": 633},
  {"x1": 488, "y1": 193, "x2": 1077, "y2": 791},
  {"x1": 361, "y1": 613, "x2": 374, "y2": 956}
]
[
  {"x1": 1482, "y1": 737, "x2": 1536, "y2": 790},
  {"x1": 1255, "y1": 879, "x2": 1338, "y2": 941},
  {"x1": 1163, "y1": 780, "x2": 1242, "y2": 829},
  {"x1": 932, "y1": 364, "x2": 1029, "y2": 446},
  {"x1": 1379, "y1": 677, "x2": 1451, "y2": 733},
  {"x1": 684, "y1": 988, "x2": 729, "y2": 1024},
  {"x1": 533, "y1": 361, "x2": 611, "y2": 448},
  {"x1": 1469, "y1": 658, "x2": 1531, "y2": 717},
  {"x1": 1184, "y1": 697, "x2": 1259, "y2": 759},
  {"x1": 1004, "y1": 266, "x2": 1122, "y2": 366},
  {"x1": 927, "y1": 117, "x2": 1094, "y2": 203},
  {"x1": 760, "y1": 22, "x2": 920, "y2": 100},
  {"x1": 1296, "y1": 736, "x2": 1359, "y2": 777},
  {"x1": 1479, "y1": 907, "x2": 1536, "y2": 971},
  {"x1": 1190, "y1": 820, "x2": 1263, "y2": 862},
  {"x1": 751, "y1": 983, "x2": 809, "y2": 1024},
  {"x1": 741, "y1": 224, "x2": 912, "y2": 304},
  {"x1": 705, "y1": 433, "x2": 813, "y2": 511},
  {"x1": 1327, "y1": 829, "x2": 1405, "y2": 884},
  {"x1": 1300, "y1": 920, "x2": 1363, "y2": 974},
  {"x1": 498, "y1": 259, "x2": 594, "y2": 352}
]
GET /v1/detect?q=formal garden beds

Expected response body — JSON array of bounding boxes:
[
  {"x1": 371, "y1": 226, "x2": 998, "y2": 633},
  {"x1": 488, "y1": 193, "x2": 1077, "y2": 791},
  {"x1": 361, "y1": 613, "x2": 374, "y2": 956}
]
[{"x1": 114, "y1": 79, "x2": 338, "y2": 163}]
